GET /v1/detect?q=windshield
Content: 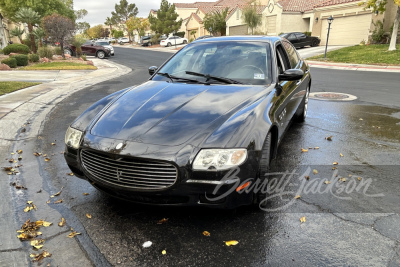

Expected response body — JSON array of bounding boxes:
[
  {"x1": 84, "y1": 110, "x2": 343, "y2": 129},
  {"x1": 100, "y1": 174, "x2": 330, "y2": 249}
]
[
  {"x1": 154, "y1": 41, "x2": 272, "y2": 85},
  {"x1": 96, "y1": 42, "x2": 109, "y2": 46}
]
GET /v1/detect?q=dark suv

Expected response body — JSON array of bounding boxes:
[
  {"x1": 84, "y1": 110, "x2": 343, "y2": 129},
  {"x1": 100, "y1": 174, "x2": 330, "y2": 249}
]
[
  {"x1": 140, "y1": 35, "x2": 167, "y2": 46},
  {"x1": 64, "y1": 41, "x2": 112, "y2": 59}
]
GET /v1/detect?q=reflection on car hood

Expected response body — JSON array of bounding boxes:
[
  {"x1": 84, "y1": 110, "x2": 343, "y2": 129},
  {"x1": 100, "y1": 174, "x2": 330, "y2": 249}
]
[{"x1": 90, "y1": 81, "x2": 265, "y2": 146}]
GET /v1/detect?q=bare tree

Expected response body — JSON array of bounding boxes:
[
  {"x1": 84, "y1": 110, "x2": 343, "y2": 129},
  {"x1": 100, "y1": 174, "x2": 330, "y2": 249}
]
[{"x1": 42, "y1": 14, "x2": 75, "y2": 58}]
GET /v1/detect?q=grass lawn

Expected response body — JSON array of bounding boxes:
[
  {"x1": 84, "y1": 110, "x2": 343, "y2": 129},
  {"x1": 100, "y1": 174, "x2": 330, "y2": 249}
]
[
  {"x1": 21, "y1": 62, "x2": 97, "y2": 70},
  {"x1": 0, "y1": 82, "x2": 41, "y2": 96},
  {"x1": 308, "y1": 44, "x2": 400, "y2": 65}
]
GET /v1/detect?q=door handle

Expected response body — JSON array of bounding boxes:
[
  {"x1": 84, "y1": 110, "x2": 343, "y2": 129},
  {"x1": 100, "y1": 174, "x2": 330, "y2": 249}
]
[
  {"x1": 296, "y1": 80, "x2": 302, "y2": 85},
  {"x1": 305, "y1": 69, "x2": 310, "y2": 73}
]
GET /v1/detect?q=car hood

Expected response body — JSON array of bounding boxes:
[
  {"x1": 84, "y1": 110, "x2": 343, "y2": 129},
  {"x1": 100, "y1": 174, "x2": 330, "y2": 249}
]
[{"x1": 89, "y1": 81, "x2": 266, "y2": 146}]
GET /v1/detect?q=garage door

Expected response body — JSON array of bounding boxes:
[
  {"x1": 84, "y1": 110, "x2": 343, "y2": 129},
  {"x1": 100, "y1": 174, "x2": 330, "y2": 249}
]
[
  {"x1": 321, "y1": 14, "x2": 372, "y2": 45},
  {"x1": 229, "y1": 25, "x2": 248, "y2": 35}
]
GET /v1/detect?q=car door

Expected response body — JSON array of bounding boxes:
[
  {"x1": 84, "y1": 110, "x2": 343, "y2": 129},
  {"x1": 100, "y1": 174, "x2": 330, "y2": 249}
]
[
  {"x1": 281, "y1": 40, "x2": 308, "y2": 120},
  {"x1": 286, "y1": 33, "x2": 299, "y2": 48},
  {"x1": 294, "y1": 33, "x2": 308, "y2": 47}
]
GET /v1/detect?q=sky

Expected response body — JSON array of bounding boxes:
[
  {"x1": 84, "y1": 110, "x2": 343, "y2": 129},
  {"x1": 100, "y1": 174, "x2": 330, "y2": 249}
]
[{"x1": 74, "y1": 0, "x2": 213, "y2": 26}]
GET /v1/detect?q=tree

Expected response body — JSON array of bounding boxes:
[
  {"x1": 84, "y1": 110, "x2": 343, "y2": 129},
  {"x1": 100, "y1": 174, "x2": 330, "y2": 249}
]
[
  {"x1": 190, "y1": 30, "x2": 197, "y2": 39},
  {"x1": 149, "y1": 0, "x2": 182, "y2": 35},
  {"x1": 203, "y1": 8, "x2": 229, "y2": 36},
  {"x1": 15, "y1": 7, "x2": 40, "y2": 53},
  {"x1": 111, "y1": 0, "x2": 139, "y2": 42},
  {"x1": 105, "y1": 16, "x2": 116, "y2": 33},
  {"x1": 242, "y1": 4, "x2": 262, "y2": 35},
  {"x1": 42, "y1": 14, "x2": 75, "y2": 59},
  {"x1": 32, "y1": 27, "x2": 46, "y2": 47},
  {"x1": 362, "y1": 0, "x2": 400, "y2": 50},
  {"x1": 112, "y1": 30, "x2": 124, "y2": 39},
  {"x1": 71, "y1": 34, "x2": 86, "y2": 57},
  {"x1": 10, "y1": 27, "x2": 25, "y2": 44},
  {"x1": 76, "y1": 22, "x2": 90, "y2": 34},
  {"x1": 0, "y1": 0, "x2": 75, "y2": 21},
  {"x1": 86, "y1": 25, "x2": 103, "y2": 39},
  {"x1": 126, "y1": 17, "x2": 150, "y2": 40}
]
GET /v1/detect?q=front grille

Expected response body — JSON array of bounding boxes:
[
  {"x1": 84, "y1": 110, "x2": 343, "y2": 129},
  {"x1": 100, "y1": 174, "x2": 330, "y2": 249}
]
[{"x1": 81, "y1": 150, "x2": 178, "y2": 190}]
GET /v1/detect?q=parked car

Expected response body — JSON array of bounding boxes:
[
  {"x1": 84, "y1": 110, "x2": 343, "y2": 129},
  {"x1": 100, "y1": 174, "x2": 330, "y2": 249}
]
[
  {"x1": 140, "y1": 35, "x2": 167, "y2": 46},
  {"x1": 64, "y1": 40, "x2": 111, "y2": 59},
  {"x1": 160, "y1": 36, "x2": 188, "y2": 47},
  {"x1": 118, "y1": 37, "x2": 130, "y2": 44},
  {"x1": 280, "y1": 32, "x2": 320, "y2": 48},
  {"x1": 64, "y1": 36, "x2": 311, "y2": 209},
  {"x1": 95, "y1": 41, "x2": 114, "y2": 56},
  {"x1": 195, "y1": 35, "x2": 213, "y2": 41}
]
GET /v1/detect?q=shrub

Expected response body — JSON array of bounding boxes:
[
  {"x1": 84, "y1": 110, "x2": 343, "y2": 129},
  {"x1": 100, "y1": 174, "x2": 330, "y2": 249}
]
[
  {"x1": 1, "y1": 57, "x2": 17, "y2": 68},
  {"x1": 175, "y1": 31, "x2": 185, "y2": 38},
  {"x1": 54, "y1": 46, "x2": 62, "y2": 55},
  {"x1": 2, "y1": 44, "x2": 30, "y2": 55},
  {"x1": 81, "y1": 54, "x2": 87, "y2": 61},
  {"x1": 371, "y1": 20, "x2": 385, "y2": 43},
  {"x1": 29, "y1": 54, "x2": 39, "y2": 62},
  {"x1": 38, "y1": 46, "x2": 54, "y2": 59},
  {"x1": 10, "y1": 54, "x2": 28, "y2": 66},
  {"x1": 303, "y1": 31, "x2": 312, "y2": 36},
  {"x1": 0, "y1": 48, "x2": 3, "y2": 54}
]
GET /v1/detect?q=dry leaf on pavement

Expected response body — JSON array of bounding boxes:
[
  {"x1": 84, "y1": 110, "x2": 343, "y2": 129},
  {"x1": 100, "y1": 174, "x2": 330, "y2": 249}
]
[
  {"x1": 31, "y1": 239, "x2": 45, "y2": 249},
  {"x1": 300, "y1": 216, "x2": 306, "y2": 223},
  {"x1": 86, "y1": 213, "x2": 92, "y2": 219},
  {"x1": 157, "y1": 218, "x2": 169, "y2": 224},
  {"x1": 30, "y1": 251, "x2": 51, "y2": 262},
  {"x1": 203, "y1": 231, "x2": 210, "y2": 236},
  {"x1": 294, "y1": 195, "x2": 301, "y2": 199},
  {"x1": 162, "y1": 250, "x2": 167, "y2": 255},
  {"x1": 225, "y1": 240, "x2": 239, "y2": 246},
  {"x1": 301, "y1": 148, "x2": 308, "y2": 152},
  {"x1": 325, "y1": 136, "x2": 333, "y2": 141},
  {"x1": 313, "y1": 169, "x2": 318, "y2": 175},
  {"x1": 58, "y1": 218, "x2": 66, "y2": 227},
  {"x1": 67, "y1": 231, "x2": 81, "y2": 238},
  {"x1": 324, "y1": 181, "x2": 331, "y2": 184}
]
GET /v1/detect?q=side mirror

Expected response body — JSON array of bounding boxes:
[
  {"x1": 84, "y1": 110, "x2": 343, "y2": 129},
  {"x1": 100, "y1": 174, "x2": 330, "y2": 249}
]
[
  {"x1": 148, "y1": 66, "x2": 158, "y2": 76},
  {"x1": 278, "y1": 69, "x2": 304, "y2": 81}
]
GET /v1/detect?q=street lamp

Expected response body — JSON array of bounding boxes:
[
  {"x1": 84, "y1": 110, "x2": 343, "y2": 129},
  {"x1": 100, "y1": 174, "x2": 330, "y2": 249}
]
[{"x1": 324, "y1": 15, "x2": 334, "y2": 59}]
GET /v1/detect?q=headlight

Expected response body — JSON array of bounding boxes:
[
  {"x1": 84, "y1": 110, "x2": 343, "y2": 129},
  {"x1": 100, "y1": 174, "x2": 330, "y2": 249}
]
[
  {"x1": 65, "y1": 127, "x2": 83, "y2": 149},
  {"x1": 192, "y1": 149, "x2": 247, "y2": 171}
]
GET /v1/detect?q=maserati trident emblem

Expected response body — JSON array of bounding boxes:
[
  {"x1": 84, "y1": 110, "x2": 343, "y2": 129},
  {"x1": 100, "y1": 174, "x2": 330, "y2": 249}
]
[
  {"x1": 116, "y1": 167, "x2": 123, "y2": 181},
  {"x1": 116, "y1": 143, "x2": 123, "y2": 149}
]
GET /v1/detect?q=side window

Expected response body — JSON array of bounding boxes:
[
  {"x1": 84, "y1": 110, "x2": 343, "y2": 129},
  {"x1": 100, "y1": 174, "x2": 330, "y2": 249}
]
[
  {"x1": 276, "y1": 44, "x2": 290, "y2": 74},
  {"x1": 287, "y1": 34, "x2": 296, "y2": 41},
  {"x1": 282, "y1": 41, "x2": 299, "y2": 68},
  {"x1": 295, "y1": 33, "x2": 306, "y2": 39}
]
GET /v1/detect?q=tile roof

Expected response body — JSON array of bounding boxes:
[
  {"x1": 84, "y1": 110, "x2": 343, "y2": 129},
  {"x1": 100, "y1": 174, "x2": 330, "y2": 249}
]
[
  {"x1": 192, "y1": 12, "x2": 204, "y2": 23},
  {"x1": 175, "y1": 2, "x2": 217, "y2": 8},
  {"x1": 198, "y1": 6, "x2": 233, "y2": 15},
  {"x1": 312, "y1": 0, "x2": 360, "y2": 8},
  {"x1": 277, "y1": 0, "x2": 327, "y2": 12}
]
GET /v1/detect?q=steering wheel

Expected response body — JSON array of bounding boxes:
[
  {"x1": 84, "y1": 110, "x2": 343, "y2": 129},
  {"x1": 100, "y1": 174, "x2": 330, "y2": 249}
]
[{"x1": 240, "y1": 65, "x2": 264, "y2": 74}]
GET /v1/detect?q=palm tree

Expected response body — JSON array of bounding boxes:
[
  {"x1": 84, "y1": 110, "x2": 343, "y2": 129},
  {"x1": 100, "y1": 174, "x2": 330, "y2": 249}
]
[
  {"x1": 105, "y1": 17, "x2": 114, "y2": 36},
  {"x1": 9, "y1": 27, "x2": 25, "y2": 44},
  {"x1": 14, "y1": 7, "x2": 40, "y2": 53},
  {"x1": 33, "y1": 27, "x2": 46, "y2": 48}
]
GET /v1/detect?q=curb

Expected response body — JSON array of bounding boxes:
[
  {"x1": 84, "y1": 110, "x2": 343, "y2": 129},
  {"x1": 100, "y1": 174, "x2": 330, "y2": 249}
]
[{"x1": 306, "y1": 60, "x2": 400, "y2": 73}]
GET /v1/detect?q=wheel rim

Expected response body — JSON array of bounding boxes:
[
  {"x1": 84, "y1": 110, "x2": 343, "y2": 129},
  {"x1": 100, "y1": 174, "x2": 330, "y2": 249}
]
[
  {"x1": 304, "y1": 88, "x2": 310, "y2": 118},
  {"x1": 64, "y1": 49, "x2": 71, "y2": 55},
  {"x1": 98, "y1": 51, "x2": 105, "y2": 59}
]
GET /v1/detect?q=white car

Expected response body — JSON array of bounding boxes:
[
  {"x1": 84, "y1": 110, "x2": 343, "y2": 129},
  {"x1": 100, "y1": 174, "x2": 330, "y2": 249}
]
[
  {"x1": 118, "y1": 37, "x2": 130, "y2": 44},
  {"x1": 160, "y1": 36, "x2": 188, "y2": 47},
  {"x1": 95, "y1": 41, "x2": 115, "y2": 56}
]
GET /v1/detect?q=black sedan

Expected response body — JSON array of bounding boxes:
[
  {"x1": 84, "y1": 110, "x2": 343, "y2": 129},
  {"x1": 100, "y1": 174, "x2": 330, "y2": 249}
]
[
  {"x1": 64, "y1": 36, "x2": 311, "y2": 209},
  {"x1": 280, "y1": 32, "x2": 320, "y2": 48}
]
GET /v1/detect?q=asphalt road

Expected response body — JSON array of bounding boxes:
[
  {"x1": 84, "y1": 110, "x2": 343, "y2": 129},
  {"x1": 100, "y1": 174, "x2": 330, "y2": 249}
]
[{"x1": 30, "y1": 47, "x2": 400, "y2": 266}]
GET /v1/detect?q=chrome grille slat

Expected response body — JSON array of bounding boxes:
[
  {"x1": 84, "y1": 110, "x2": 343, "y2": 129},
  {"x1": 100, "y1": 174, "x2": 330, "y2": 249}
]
[
  {"x1": 81, "y1": 150, "x2": 178, "y2": 189},
  {"x1": 82, "y1": 156, "x2": 176, "y2": 176}
]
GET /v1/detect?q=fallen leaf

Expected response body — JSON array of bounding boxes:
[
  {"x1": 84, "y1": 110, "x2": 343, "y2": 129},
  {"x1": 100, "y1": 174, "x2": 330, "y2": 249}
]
[
  {"x1": 33, "y1": 152, "x2": 42, "y2": 157},
  {"x1": 162, "y1": 250, "x2": 167, "y2": 255},
  {"x1": 359, "y1": 118, "x2": 363, "y2": 121},
  {"x1": 53, "y1": 199, "x2": 63, "y2": 204},
  {"x1": 30, "y1": 251, "x2": 51, "y2": 262},
  {"x1": 294, "y1": 195, "x2": 301, "y2": 199},
  {"x1": 349, "y1": 174, "x2": 353, "y2": 177},
  {"x1": 339, "y1": 177, "x2": 347, "y2": 182},
  {"x1": 142, "y1": 241, "x2": 152, "y2": 248},
  {"x1": 324, "y1": 181, "x2": 331, "y2": 184},
  {"x1": 86, "y1": 213, "x2": 92, "y2": 219},
  {"x1": 46, "y1": 200, "x2": 51, "y2": 204},
  {"x1": 36, "y1": 220, "x2": 52, "y2": 227},
  {"x1": 67, "y1": 231, "x2": 81, "y2": 238},
  {"x1": 225, "y1": 240, "x2": 239, "y2": 246},
  {"x1": 31, "y1": 239, "x2": 45, "y2": 249},
  {"x1": 17, "y1": 150, "x2": 23, "y2": 154},
  {"x1": 8, "y1": 158, "x2": 14, "y2": 163},
  {"x1": 340, "y1": 153, "x2": 344, "y2": 157},
  {"x1": 304, "y1": 175, "x2": 310, "y2": 180},
  {"x1": 58, "y1": 218, "x2": 66, "y2": 227},
  {"x1": 301, "y1": 148, "x2": 308, "y2": 152},
  {"x1": 44, "y1": 158, "x2": 50, "y2": 162},
  {"x1": 332, "y1": 167, "x2": 337, "y2": 170},
  {"x1": 300, "y1": 216, "x2": 306, "y2": 223},
  {"x1": 157, "y1": 218, "x2": 169, "y2": 224},
  {"x1": 10, "y1": 182, "x2": 27, "y2": 190},
  {"x1": 325, "y1": 136, "x2": 333, "y2": 141},
  {"x1": 203, "y1": 231, "x2": 210, "y2": 236},
  {"x1": 333, "y1": 162, "x2": 338, "y2": 165},
  {"x1": 82, "y1": 193, "x2": 90, "y2": 196},
  {"x1": 51, "y1": 143, "x2": 56, "y2": 146},
  {"x1": 358, "y1": 177, "x2": 362, "y2": 181},
  {"x1": 67, "y1": 172, "x2": 74, "y2": 176},
  {"x1": 51, "y1": 188, "x2": 63, "y2": 198},
  {"x1": 313, "y1": 169, "x2": 318, "y2": 175},
  {"x1": 314, "y1": 147, "x2": 319, "y2": 149}
]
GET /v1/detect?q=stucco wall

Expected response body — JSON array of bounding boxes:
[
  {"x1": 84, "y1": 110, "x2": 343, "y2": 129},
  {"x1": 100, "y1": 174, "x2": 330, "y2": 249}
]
[
  {"x1": 175, "y1": 8, "x2": 197, "y2": 20},
  {"x1": 281, "y1": 13, "x2": 310, "y2": 34}
]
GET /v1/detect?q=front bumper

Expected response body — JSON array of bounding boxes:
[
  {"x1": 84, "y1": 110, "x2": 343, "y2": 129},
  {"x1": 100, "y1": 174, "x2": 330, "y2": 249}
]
[{"x1": 65, "y1": 146, "x2": 260, "y2": 209}]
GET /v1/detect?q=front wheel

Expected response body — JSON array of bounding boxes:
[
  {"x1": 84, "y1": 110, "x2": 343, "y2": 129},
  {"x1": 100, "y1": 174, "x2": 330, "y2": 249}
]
[
  {"x1": 311, "y1": 39, "x2": 319, "y2": 47},
  {"x1": 296, "y1": 87, "x2": 310, "y2": 122},
  {"x1": 253, "y1": 132, "x2": 272, "y2": 206},
  {"x1": 97, "y1": 50, "x2": 106, "y2": 59},
  {"x1": 183, "y1": 40, "x2": 187, "y2": 44},
  {"x1": 167, "y1": 42, "x2": 171, "y2": 47}
]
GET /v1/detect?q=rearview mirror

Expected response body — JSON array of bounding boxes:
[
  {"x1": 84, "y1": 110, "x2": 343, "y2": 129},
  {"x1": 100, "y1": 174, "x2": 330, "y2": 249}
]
[
  {"x1": 278, "y1": 69, "x2": 304, "y2": 81},
  {"x1": 148, "y1": 66, "x2": 158, "y2": 76}
]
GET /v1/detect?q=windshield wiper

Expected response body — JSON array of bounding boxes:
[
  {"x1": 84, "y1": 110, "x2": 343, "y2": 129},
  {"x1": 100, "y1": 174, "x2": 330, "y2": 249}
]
[
  {"x1": 157, "y1": 72, "x2": 208, "y2": 84},
  {"x1": 185, "y1": 71, "x2": 243, "y2": 84}
]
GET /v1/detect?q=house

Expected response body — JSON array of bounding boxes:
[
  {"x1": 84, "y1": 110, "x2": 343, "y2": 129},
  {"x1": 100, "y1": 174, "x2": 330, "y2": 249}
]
[
  {"x1": 0, "y1": 12, "x2": 28, "y2": 48},
  {"x1": 226, "y1": 4, "x2": 267, "y2": 35}
]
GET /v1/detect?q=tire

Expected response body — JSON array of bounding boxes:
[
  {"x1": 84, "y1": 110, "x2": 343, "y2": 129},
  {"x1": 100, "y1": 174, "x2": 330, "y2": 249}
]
[
  {"x1": 148, "y1": 42, "x2": 152, "y2": 46},
  {"x1": 64, "y1": 48, "x2": 72, "y2": 56},
  {"x1": 96, "y1": 50, "x2": 106, "y2": 59},
  {"x1": 296, "y1": 86, "x2": 310, "y2": 122},
  {"x1": 183, "y1": 40, "x2": 187, "y2": 44},
  {"x1": 167, "y1": 42, "x2": 171, "y2": 47},
  {"x1": 311, "y1": 39, "x2": 319, "y2": 47},
  {"x1": 254, "y1": 132, "x2": 272, "y2": 205}
]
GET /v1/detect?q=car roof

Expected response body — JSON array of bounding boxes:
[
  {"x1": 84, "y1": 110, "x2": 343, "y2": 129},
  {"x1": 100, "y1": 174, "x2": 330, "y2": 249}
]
[{"x1": 192, "y1": 35, "x2": 281, "y2": 44}]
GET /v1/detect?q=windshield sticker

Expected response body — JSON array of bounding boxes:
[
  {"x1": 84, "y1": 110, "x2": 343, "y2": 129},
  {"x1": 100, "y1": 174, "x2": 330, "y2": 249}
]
[{"x1": 254, "y1": 73, "x2": 265, "y2": 79}]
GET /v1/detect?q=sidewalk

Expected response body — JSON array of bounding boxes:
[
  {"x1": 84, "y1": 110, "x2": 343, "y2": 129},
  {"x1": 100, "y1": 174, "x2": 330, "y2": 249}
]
[{"x1": 306, "y1": 60, "x2": 400, "y2": 73}]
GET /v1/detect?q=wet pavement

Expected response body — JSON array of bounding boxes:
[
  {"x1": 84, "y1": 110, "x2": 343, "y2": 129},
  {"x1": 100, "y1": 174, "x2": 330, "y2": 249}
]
[{"x1": 2, "y1": 47, "x2": 400, "y2": 266}]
